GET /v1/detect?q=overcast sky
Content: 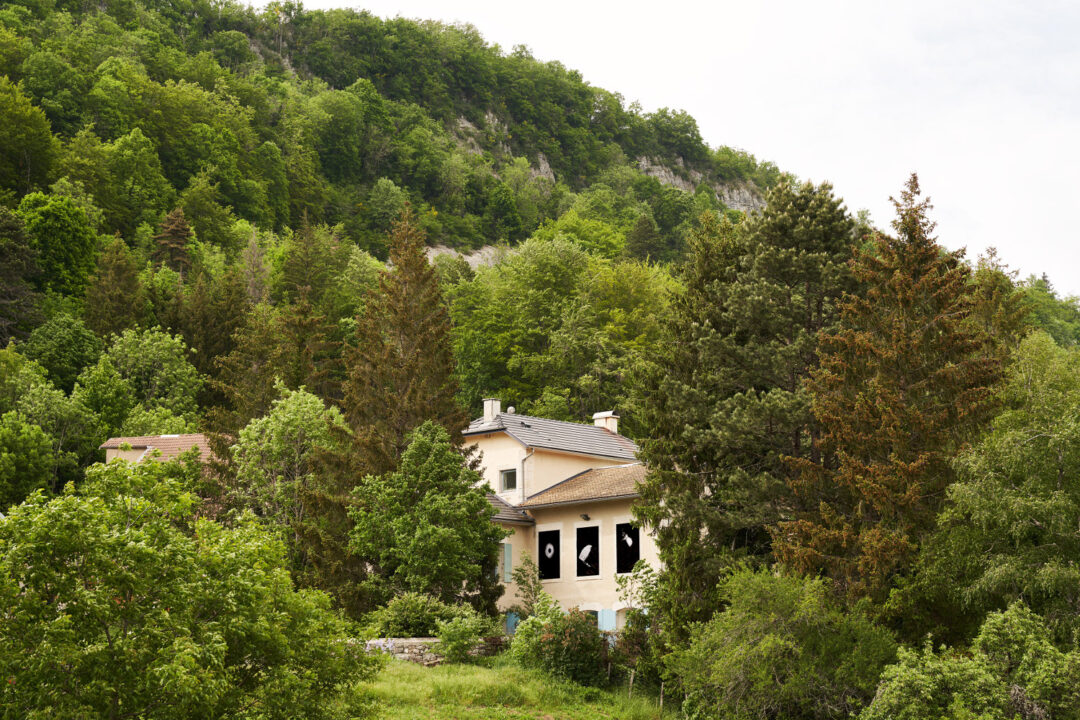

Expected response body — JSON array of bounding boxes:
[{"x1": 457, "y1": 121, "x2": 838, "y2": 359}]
[{"x1": 291, "y1": 0, "x2": 1080, "y2": 293}]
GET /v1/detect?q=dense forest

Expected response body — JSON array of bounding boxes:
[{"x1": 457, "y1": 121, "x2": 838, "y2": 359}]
[{"x1": 5, "y1": 0, "x2": 1080, "y2": 718}]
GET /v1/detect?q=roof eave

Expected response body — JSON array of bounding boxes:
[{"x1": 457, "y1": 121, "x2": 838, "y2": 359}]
[{"x1": 519, "y1": 492, "x2": 640, "y2": 510}]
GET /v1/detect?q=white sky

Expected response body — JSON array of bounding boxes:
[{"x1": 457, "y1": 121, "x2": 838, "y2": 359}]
[{"x1": 288, "y1": 0, "x2": 1080, "y2": 294}]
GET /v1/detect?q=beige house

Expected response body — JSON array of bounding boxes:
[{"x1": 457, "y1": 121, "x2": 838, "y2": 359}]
[{"x1": 466, "y1": 399, "x2": 659, "y2": 632}]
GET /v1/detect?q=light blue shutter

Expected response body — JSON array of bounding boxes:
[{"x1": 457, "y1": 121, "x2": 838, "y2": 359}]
[
  {"x1": 502, "y1": 543, "x2": 513, "y2": 583},
  {"x1": 598, "y1": 609, "x2": 617, "y2": 632}
]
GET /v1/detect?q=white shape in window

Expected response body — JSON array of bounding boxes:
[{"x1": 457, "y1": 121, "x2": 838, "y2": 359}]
[{"x1": 544, "y1": 542, "x2": 555, "y2": 559}]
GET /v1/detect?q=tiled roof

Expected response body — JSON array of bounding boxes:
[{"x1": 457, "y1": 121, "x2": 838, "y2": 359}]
[
  {"x1": 519, "y1": 463, "x2": 646, "y2": 508},
  {"x1": 100, "y1": 434, "x2": 212, "y2": 463},
  {"x1": 487, "y1": 493, "x2": 534, "y2": 525},
  {"x1": 464, "y1": 413, "x2": 638, "y2": 460}
]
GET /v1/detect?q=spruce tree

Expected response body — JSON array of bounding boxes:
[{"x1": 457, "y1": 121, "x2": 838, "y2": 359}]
[
  {"x1": 152, "y1": 208, "x2": 193, "y2": 277},
  {"x1": 0, "y1": 208, "x2": 41, "y2": 343},
  {"x1": 772, "y1": 175, "x2": 1003, "y2": 603},
  {"x1": 624, "y1": 213, "x2": 663, "y2": 261},
  {"x1": 634, "y1": 183, "x2": 857, "y2": 630},
  {"x1": 84, "y1": 235, "x2": 145, "y2": 338},
  {"x1": 340, "y1": 207, "x2": 467, "y2": 476}
]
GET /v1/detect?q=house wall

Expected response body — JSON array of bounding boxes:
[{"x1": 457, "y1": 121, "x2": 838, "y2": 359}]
[
  {"x1": 499, "y1": 498, "x2": 661, "y2": 631},
  {"x1": 496, "y1": 521, "x2": 535, "y2": 613},
  {"x1": 470, "y1": 432, "x2": 527, "y2": 504},
  {"x1": 105, "y1": 447, "x2": 147, "y2": 463},
  {"x1": 470, "y1": 431, "x2": 631, "y2": 505}
]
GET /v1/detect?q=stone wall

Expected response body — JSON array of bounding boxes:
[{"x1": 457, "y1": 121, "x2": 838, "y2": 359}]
[{"x1": 365, "y1": 636, "x2": 508, "y2": 666}]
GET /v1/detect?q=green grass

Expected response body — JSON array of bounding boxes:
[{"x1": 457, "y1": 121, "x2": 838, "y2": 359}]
[{"x1": 367, "y1": 657, "x2": 672, "y2": 719}]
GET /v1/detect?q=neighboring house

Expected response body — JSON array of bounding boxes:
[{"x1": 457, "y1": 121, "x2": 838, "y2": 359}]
[
  {"x1": 100, "y1": 433, "x2": 211, "y2": 463},
  {"x1": 466, "y1": 399, "x2": 659, "y2": 632}
]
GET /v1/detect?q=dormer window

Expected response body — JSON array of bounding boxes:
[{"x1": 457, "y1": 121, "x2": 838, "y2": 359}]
[{"x1": 500, "y1": 468, "x2": 517, "y2": 491}]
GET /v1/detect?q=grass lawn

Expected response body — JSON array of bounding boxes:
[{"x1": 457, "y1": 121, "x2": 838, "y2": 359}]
[{"x1": 367, "y1": 657, "x2": 672, "y2": 719}]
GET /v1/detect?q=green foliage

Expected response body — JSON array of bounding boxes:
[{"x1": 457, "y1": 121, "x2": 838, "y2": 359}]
[
  {"x1": 365, "y1": 592, "x2": 478, "y2": 639},
  {"x1": 901, "y1": 331, "x2": 1080, "y2": 643},
  {"x1": 861, "y1": 603, "x2": 1080, "y2": 720},
  {"x1": 0, "y1": 76, "x2": 56, "y2": 195},
  {"x1": 669, "y1": 568, "x2": 897, "y2": 720},
  {"x1": 17, "y1": 191, "x2": 99, "y2": 296},
  {"x1": 436, "y1": 610, "x2": 500, "y2": 664},
  {"x1": 510, "y1": 550, "x2": 544, "y2": 619},
  {"x1": 510, "y1": 591, "x2": 608, "y2": 686},
  {"x1": 83, "y1": 235, "x2": 146, "y2": 337},
  {"x1": 103, "y1": 327, "x2": 203, "y2": 421},
  {"x1": 0, "y1": 411, "x2": 53, "y2": 508},
  {"x1": 0, "y1": 458, "x2": 380, "y2": 719},
  {"x1": 20, "y1": 311, "x2": 101, "y2": 393},
  {"x1": 71, "y1": 355, "x2": 135, "y2": 436},
  {"x1": 232, "y1": 383, "x2": 347, "y2": 578},
  {"x1": 349, "y1": 421, "x2": 507, "y2": 612},
  {"x1": 0, "y1": 208, "x2": 41, "y2": 343}
]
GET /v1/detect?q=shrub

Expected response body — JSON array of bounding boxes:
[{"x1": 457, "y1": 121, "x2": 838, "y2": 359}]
[
  {"x1": 0, "y1": 458, "x2": 380, "y2": 720},
  {"x1": 436, "y1": 611, "x2": 499, "y2": 664},
  {"x1": 510, "y1": 591, "x2": 607, "y2": 686},
  {"x1": 668, "y1": 568, "x2": 896, "y2": 720},
  {"x1": 366, "y1": 592, "x2": 478, "y2": 638}
]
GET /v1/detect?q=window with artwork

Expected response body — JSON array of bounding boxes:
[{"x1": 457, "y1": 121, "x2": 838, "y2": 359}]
[
  {"x1": 616, "y1": 523, "x2": 640, "y2": 574},
  {"x1": 538, "y1": 530, "x2": 560, "y2": 579},
  {"x1": 500, "y1": 468, "x2": 517, "y2": 491},
  {"x1": 576, "y1": 526, "x2": 599, "y2": 577}
]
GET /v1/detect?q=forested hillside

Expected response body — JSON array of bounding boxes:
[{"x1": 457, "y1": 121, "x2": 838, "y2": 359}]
[{"x1": 7, "y1": 0, "x2": 1080, "y2": 718}]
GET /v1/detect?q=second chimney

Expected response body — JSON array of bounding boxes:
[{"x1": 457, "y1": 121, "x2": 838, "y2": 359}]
[
  {"x1": 592, "y1": 410, "x2": 619, "y2": 434},
  {"x1": 483, "y1": 398, "x2": 501, "y2": 423}
]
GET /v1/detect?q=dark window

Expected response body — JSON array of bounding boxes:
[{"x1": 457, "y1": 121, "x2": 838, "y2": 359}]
[
  {"x1": 538, "y1": 530, "x2": 560, "y2": 579},
  {"x1": 500, "y1": 469, "x2": 517, "y2": 491},
  {"x1": 576, "y1": 526, "x2": 600, "y2": 577},
  {"x1": 616, "y1": 523, "x2": 640, "y2": 574}
]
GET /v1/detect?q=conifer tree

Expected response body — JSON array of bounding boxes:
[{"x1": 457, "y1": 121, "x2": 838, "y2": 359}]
[
  {"x1": 152, "y1": 208, "x2": 193, "y2": 277},
  {"x1": 340, "y1": 207, "x2": 467, "y2": 476},
  {"x1": 84, "y1": 235, "x2": 145, "y2": 338},
  {"x1": 624, "y1": 213, "x2": 663, "y2": 261},
  {"x1": 634, "y1": 182, "x2": 856, "y2": 630},
  {"x1": 773, "y1": 175, "x2": 1003, "y2": 603},
  {"x1": 0, "y1": 208, "x2": 41, "y2": 343}
]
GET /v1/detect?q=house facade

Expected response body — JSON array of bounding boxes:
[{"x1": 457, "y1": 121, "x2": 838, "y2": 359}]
[{"x1": 466, "y1": 399, "x2": 659, "y2": 632}]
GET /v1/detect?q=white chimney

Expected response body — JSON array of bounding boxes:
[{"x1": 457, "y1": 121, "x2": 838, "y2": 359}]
[
  {"x1": 483, "y1": 398, "x2": 501, "y2": 423},
  {"x1": 593, "y1": 410, "x2": 619, "y2": 434}
]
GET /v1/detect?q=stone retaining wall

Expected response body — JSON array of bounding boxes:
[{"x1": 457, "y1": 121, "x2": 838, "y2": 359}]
[{"x1": 365, "y1": 636, "x2": 508, "y2": 666}]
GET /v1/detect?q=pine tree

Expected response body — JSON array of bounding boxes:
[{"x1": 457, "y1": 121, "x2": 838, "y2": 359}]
[
  {"x1": 772, "y1": 175, "x2": 1003, "y2": 603},
  {"x1": 152, "y1": 208, "x2": 193, "y2": 277},
  {"x1": 0, "y1": 208, "x2": 41, "y2": 343},
  {"x1": 634, "y1": 182, "x2": 856, "y2": 630},
  {"x1": 84, "y1": 235, "x2": 145, "y2": 338},
  {"x1": 340, "y1": 207, "x2": 467, "y2": 476}
]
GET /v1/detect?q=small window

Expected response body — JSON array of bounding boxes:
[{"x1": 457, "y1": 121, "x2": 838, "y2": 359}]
[
  {"x1": 576, "y1": 526, "x2": 599, "y2": 577},
  {"x1": 538, "y1": 530, "x2": 560, "y2": 579},
  {"x1": 616, "y1": 523, "x2": 640, "y2": 574},
  {"x1": 500, "y1": 468, "x2": 517, "y2": 491},
  {"x1": 502, "y1": 542, "x2": 513, "y2": 583}
]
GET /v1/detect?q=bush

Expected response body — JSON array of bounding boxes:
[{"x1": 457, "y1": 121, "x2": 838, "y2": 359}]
[
  {"x1": 861, "y1": 603, "x2": 1080, "y2": 720},
  {"x1": 0, "y1": 458, "x2": 380, "y2": 720},
  {"x1": 510, "y1": 591, "x2": 608, "y2": 686},
  {"x1": 436, "y1": 612, "x2": 498, "y2": 664},
  {"x1": 668, "y1": 568, "x2": 896, "y2": 720},
  {"x1": 366, "y1": 592, "x2": 481, "y2": 638}
]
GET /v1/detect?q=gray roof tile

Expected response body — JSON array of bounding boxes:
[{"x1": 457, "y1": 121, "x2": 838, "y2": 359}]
[
  {"x1": 487, "y1": 493, "x2": 534, "y2": 524},
  {"x1": 465, "y1": 413, "x2": 638, "y2": 460}
]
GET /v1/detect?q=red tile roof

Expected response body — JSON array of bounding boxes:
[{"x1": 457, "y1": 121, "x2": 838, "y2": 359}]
[{"x1": 99, "y1": 434, "x2": 212, "y2": 463}]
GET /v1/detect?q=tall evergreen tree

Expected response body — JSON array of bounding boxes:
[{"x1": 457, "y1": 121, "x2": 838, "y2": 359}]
[
  {"x1": 84, "y1": 235, "x2": 145, "y2": 338},
  {"x1": 152, "y1": 208, "x2": 192, "y2": 277},
  {"x1": 624, "y1": 213, "x2": 663, "y2": 261},
  {"x1": 0, "y1": 208, "x2": 41, "y2": 344},
  {"x1": 773, "y1": 175, "x2": 1003, "y2": 603},
  {"x1": 634, "y1": 182, "x2": 856, "y2": 630},
  {"x1": 339, "y1": 208, "x2": 467, "y2": 476}
]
